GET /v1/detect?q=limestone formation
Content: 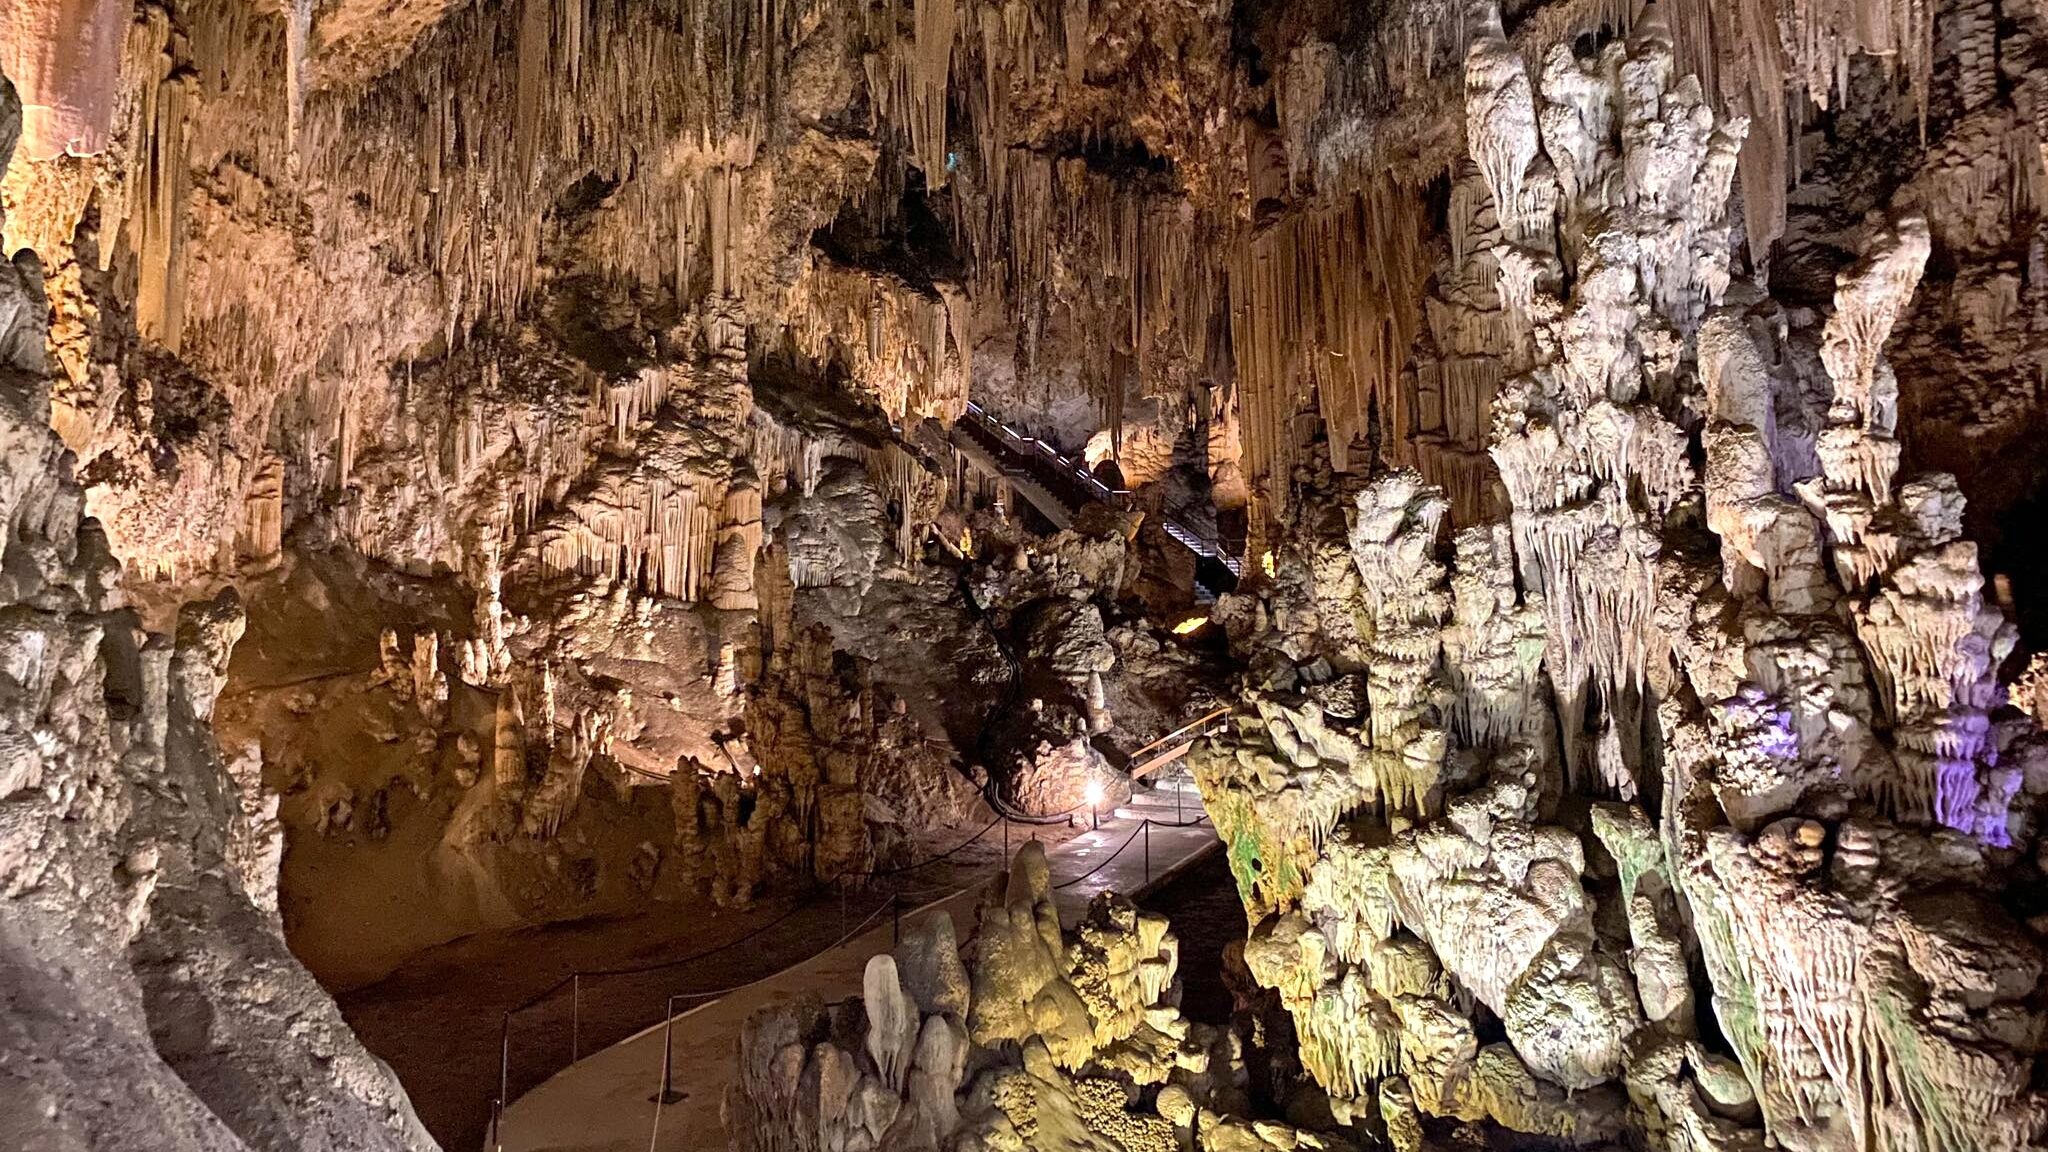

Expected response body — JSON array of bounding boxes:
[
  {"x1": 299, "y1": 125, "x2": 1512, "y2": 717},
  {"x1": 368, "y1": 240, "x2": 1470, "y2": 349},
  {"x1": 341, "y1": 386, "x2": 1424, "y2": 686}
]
[
  {"x1": 0, "y1": 79, "x2": 432, "y2": 1152},
  {"x1": 3, "y1": 0, "x2": 2046, "y2": 1146},
  {"x1": 730, "y1": 843, "x2": 1338, "y2": 1152},
  {"x1": 1183, "y1": 10, "x2": 2048, "y2": 1152}
]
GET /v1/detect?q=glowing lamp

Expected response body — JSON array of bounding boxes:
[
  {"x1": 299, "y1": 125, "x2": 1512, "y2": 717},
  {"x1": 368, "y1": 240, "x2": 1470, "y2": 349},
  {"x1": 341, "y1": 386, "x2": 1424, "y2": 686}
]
[
  {"x1": 1172, "y1": 615, "x2": 1207, "y2": 635},
  {"x1": 1084, "y1": 780, "x2": 1105, "y2": 808},
  {"x1": 1260, "y1": 550, "x2": 1276, "y2": 577}
]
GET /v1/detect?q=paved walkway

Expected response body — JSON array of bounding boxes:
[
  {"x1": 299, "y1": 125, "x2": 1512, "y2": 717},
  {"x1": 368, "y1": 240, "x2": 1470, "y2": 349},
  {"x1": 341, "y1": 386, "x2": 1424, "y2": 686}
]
[{"x1": 495, "y1": 773, "x2": 1219, "y2": 1152}]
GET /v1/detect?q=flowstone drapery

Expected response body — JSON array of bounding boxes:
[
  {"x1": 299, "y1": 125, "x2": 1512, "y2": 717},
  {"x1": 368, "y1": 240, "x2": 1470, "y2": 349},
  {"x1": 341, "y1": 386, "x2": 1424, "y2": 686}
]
[{"x1": 1187, "y1": 9, "x2": 2048, "y2": 1152}]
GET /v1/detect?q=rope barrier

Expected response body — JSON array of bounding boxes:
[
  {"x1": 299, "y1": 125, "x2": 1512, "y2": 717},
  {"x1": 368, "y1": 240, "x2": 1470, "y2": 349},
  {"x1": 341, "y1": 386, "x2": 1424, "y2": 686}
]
[
  {"x1": 643, "y1": 894, "x2": 897, "y2": 1152},
  {"x1": 505, "y1": 899, "x2": 809, "y2": 1014},
  {"x1": 1051, "y1": 822, "x2": 1148, "y2": 890},
  {"x1": 661, "y1": 895, "x2": 898, "y2": 1004},
  {"x1": 862, "y1": 815, "x2": 1004, "y2": 876},
  {"x1": 1047, "y1": 811, "x2": 1209, "y2": 890},
  {"x1": 505, "y1": 815, "x2": 1005, "y2": 1013}
]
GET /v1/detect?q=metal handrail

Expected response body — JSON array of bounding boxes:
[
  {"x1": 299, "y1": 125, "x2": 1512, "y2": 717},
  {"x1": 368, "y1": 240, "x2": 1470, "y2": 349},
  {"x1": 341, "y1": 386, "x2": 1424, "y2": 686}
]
[
  {"x1": 1125, "y1": 706, "x2": 1231, "y2": 763},
  {"x1": 487, "y1": 817, "x2": 1007, "y2": 1149},
  {"x1": 632, "y1": 798, "x2": 1214, "y2": 1152},
  {"x1": 961, "y1": 403, "x2": 1239, "y2": 573},
  {"x1": 499, "y1": 808, "x2": 1217, "y2": 1152}
]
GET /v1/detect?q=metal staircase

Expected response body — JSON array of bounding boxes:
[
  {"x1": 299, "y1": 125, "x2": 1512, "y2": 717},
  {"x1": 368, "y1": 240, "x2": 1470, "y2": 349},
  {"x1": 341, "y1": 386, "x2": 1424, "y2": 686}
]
[{"x1": 954, "y1": 404, "x2": 1241, "y2": 595}]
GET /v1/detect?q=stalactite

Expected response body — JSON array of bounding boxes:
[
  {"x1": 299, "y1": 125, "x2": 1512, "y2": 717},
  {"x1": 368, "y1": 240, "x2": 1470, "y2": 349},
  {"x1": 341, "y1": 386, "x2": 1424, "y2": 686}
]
[
  {"x1": 706, "y1": 162, "x2": 744, "y2": 300},
  {"x1": 237, "y1": 456, "x2": 285, "y2": 564},
  {"x1": 294, "y1": 0, "x2": 803, "y2": 346},
  {"x1": 865, "y1": 0, "x2": 960, "y2": 188},
  {"x1": 606, "y1": 369, "x2": 676, "y2": 447},
  {"x1": 1228, "y1": 179, "x2": 1428, "y2": 528},
  {"x1": 943, "y1": 111, "x2": 1229, "y2": 441},
  {"x1": 539, "y1": 479, "x2": 725, "y2": 601},
  {"x1": 787, "y1": 257, "x2": 969, "y2": 426},
  {"x1": 862, "y1": 441, "x2": 937, "y2": 563},
  {"x1": 132, "y1": 53, "x2": 190, "y2": 351},
  {"x1": 912, "y1": 0, "x2": 958, "y2": 186},
  {"x1": 491, "y1": 681, "x2": 528, "y2": 806},
  {"x1": 749, "y1": 412, "x2": 830, "y2": 498},
  {"x1": 283, "y1": 0, "x2": 314, "y2": 159},
  {"x1": 711, "y1": 479, "x2": 764, "y2": 609}
]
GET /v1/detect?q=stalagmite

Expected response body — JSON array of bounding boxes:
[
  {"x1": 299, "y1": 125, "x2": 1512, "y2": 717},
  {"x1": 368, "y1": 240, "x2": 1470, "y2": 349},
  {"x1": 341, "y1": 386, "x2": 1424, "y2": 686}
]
[
  {"x1": 863, "y1": 954, "x2": 920, "y2": 1093},
  {"x1": 1348, "y1": 473, "x2": 1452, "y2": 813},
  {"x1": 733, "y1": 845, "x2": 1332, "y2": 1152}
]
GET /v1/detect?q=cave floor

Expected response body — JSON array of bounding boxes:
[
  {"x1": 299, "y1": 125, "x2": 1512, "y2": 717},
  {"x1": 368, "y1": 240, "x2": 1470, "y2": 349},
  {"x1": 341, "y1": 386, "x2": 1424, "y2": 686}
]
[{"x1": 493, "y1": 777, "x2": 1221, "y2": 1152}]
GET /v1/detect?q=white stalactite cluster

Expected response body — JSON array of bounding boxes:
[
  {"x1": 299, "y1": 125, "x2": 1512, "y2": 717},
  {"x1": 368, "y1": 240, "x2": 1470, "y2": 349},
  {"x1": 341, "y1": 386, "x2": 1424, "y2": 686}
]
[
  {"x1": 1188, "y1": 10, "x2": 2048, "y2": 1152},
  {"x1": 1651, "y1": 212, "x2": 2045, "y2": 1152},
  {"x1": 1483, "y1": 6, "x2": 1739, "y2": 796},
  {"x1": 529, "y1": 346, "x2": 752, "y2": 606},
  {"x1": 1783, "y1": 219, "x2": 2025, "y2": 842}
]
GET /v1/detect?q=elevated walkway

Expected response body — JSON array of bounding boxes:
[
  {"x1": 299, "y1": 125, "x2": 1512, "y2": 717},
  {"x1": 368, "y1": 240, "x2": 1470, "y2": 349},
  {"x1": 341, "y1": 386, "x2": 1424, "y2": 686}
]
[{"x1": 951, "y1": 403, "x2": 1242, "y2": 594}]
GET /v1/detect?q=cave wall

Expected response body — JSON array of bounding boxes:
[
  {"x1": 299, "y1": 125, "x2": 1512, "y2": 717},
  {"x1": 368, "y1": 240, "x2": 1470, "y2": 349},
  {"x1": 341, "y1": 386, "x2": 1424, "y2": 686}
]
[{"x1": 0, "y1": 77, "x2": 433, "y2": 1152}]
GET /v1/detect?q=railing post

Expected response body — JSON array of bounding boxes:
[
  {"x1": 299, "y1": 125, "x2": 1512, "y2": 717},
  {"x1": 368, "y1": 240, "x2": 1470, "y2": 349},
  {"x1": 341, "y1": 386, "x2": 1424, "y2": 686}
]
[
  {"x1": 1144, "y1": 819, "x2": 1151, "y2": 883},
  {"x1": 653, "y1": 996, "x2": 683, "y2": 1104},
  {"x1": 497, "y1": 1013, "x2": 511, "y2": 1147},
  {"x1": 572, "y1": 973, "x2": 582, "y2": 1062},
  {"x1": 891, "y1": 893, "x2": 902, "y2": 945},
  {"x1": 648, "y1": 996, "x2": 682, "y2": 1152}
]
